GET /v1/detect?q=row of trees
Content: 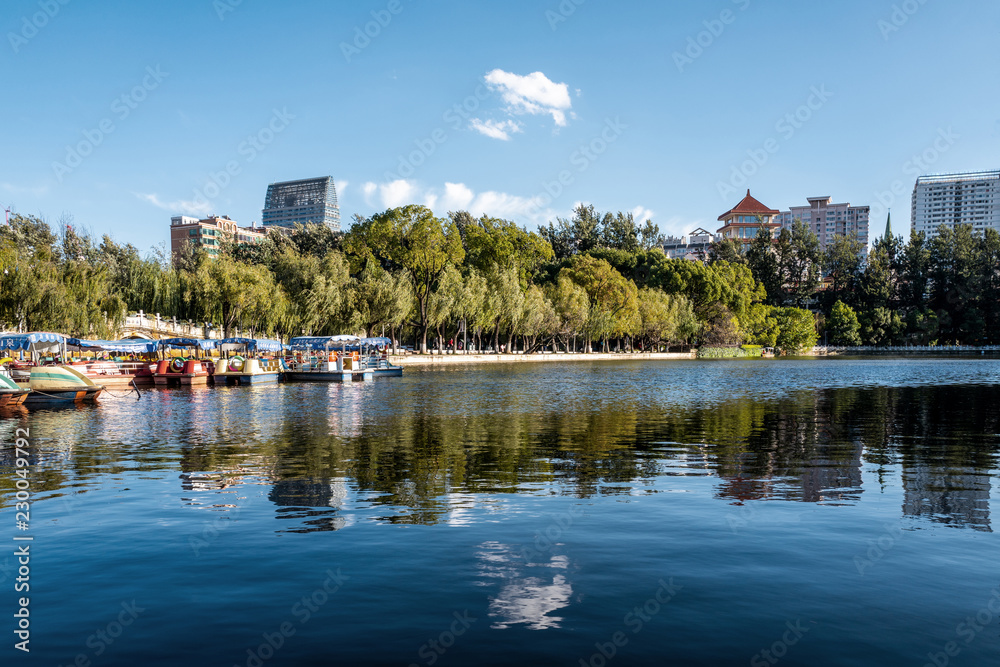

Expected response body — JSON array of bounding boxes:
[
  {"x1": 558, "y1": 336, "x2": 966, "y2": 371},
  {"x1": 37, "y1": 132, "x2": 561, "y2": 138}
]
[
  {"x1": 710, "y1": 219, "x2": 1000, "y2": 345},
  {"x1": 0, "y1": 206, "x2": 819, "y2": 353},
  {"x1": 3, "y1": 203, "x2": 994, "y2": 351}
]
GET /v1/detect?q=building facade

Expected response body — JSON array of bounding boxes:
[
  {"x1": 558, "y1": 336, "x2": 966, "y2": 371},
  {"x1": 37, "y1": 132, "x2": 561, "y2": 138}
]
[
  {"x1": 661, "y1": 227, "x2": 716, "y2": 261},
  {"x1": 261, "y1": 176, "x2": 341, "y2": 231},
  {"x1": 170, "y1": 215, "x2": 266, "y2": 262},
  {"x1": 911, "y1": 170, "x2": 1000, "y2": 240},
  {"x1": 774, "y1": 196, "x2": 869, "y2": 251},
  {"x1": 717, "y1": 190, "x2": 780, "y2": 244}
]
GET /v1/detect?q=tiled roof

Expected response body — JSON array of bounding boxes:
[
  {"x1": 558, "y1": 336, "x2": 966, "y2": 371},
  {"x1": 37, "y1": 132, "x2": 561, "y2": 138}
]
[{"x1": 718, "y1": 190, "x2": 780, "y2": 221}]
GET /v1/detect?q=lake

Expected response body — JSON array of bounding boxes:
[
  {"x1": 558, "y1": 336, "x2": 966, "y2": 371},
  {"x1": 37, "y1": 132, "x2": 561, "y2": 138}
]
[{"x1": 2, "y1": 358, "x2": 999, "y2": 666}]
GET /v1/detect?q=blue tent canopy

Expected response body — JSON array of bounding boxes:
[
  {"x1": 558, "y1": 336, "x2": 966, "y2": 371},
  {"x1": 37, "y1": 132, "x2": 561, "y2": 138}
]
[
  {"x1": 216, "y1": 337, "x2": 285, "y2": 353},
  {"x1": 360, "y1": 337, "x2": 391, "y2": 346},
  {"x1": 288, "y1": 335, "x2": 360, "y2": 350},
  {"x1": 158, "y1": 338, "x2": 216, "y2": 351},
  {"x1": 67, "y1": 338, "x2": 159, "y2": 353},
  {"x1": 0, "y1": 332, "x2": 66, "y2": 352}
]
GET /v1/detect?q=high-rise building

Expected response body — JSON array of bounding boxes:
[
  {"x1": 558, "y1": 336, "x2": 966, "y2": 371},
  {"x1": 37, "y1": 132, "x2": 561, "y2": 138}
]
[
  {"x1": 717, "y1": 190, "x2": 779, "y2": 245},
  {"x1": 170, "y1": 215, "x2": 265, "y2": 263},
  {"x1": 774, "y1": 196, "x2": 869, "y2": 251},
  {"x1": 911, "y1": 170, "x2": 1000, "y2": 240},
  {"x1": 261, "y1": 176, "x2": 341, "y2": 231}
]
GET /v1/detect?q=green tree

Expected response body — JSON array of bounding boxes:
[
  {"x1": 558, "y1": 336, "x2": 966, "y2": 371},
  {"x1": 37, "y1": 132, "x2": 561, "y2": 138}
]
[
  {"x1": 344, "y1": 205, "x2": 465, "y2": 352},
  {"x1": 774, "y1": 307, "x2": 818, "y2": 353},
  {"x1": 826, "y1": 300, "x2": 861, "y2": 346}
]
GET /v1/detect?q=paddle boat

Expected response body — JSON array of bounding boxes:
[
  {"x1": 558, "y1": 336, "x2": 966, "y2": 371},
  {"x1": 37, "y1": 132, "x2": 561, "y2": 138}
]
[
  {"x1": 0, "y1": 368, "x2": 30, "y2": 407},
  {"x1": 283, "y1": 335, "x2": 374, "y2": 382},
  {"x1": 153, "y1": 338, "x2": 216, "y2": 386},
  {"x1": 358, "y1": 337, "x2": 404, "y2": 377},
  {"x1": 213, "y1": 337, "x2": 284, "y2": 385},
  {"x1": 0, "y1": 332, "x2": 104, "y2": 406},
  {"x1": 66, "y1": 337, "x2": 159, "y2": 387}
]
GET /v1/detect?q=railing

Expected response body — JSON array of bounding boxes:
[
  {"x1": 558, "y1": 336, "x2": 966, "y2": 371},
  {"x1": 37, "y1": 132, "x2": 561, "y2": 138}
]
[{"x1": 122, "y1": 312, "x2": 248, "y2": 339}]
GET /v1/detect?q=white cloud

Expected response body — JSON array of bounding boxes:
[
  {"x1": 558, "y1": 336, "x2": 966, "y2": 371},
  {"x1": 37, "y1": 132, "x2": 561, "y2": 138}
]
[
  {"x1": 360, "y1": 179, "x2": 560, "y2": 225},
  {"x1": 469, "y1": 118, "x2": 523, "y2": 141},
  {"x1": 631, "y1": 206, "x2": 655, "y2": 224},
  {"x1": 441, "y1": 182, "x2": 475, "y2": 210},
  {"x1": 484, "y1": 69, "x2": 573, "y2": 127},
  {"x1": 337, "y1": 180, "x2": 348, "y2": 196},
  {"x1": 136, "y1": 192, "x2": 212, "y2": 217}
]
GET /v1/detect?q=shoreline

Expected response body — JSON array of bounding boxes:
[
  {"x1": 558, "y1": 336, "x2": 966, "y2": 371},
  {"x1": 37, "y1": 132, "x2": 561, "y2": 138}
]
[{"x1": 389, "y1": 352, "x2": 695, "y2": 366}]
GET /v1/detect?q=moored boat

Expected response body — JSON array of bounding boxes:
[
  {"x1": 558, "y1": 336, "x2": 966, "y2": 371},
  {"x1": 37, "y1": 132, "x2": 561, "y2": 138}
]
[
  {"x1": 283, "y1": 336, "x2": 402, "y2": 382},
  {"x1": 153, "y1": 338, "x2": 216, "y2": 386},
  {"x1": 0, "y1": 369, "x2": 30, "y2": 407},
  {"x1": 213, "y1": 337, "x2": 284, "y2": 385},
  {"x1": 0, "y1": 332, "x2": 104, "y2": 406},
  {"x1": 67, "y1": 337, "x2": 159, "y2": 387}
]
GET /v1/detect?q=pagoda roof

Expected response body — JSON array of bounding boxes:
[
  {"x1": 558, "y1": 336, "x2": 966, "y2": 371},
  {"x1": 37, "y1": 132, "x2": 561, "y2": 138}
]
[{"x1": 718, "y1": 190, "x2": 780, "y2": 221}]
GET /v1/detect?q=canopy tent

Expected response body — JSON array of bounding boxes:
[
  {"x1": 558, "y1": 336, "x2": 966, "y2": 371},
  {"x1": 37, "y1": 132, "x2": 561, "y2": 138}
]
[
  {"x1": 288, "y1": 336, "x2": 393, "y2": 352},
  {"x1": 288, "y1": 335, "x2": 360, "y2": 350},
  {"x1": 359, "y1": 337, "x2": 391, "y2": 348},
  {"x1": 215, "y1": 337, "x2": 285, "y2": 354},
  {"x1": 66, "y1": 338, "x2": 159, "y2": 354},
  {"x1": 0, "y1": 332, "x2": 67, "y2": 354},
  {"x1": 157, "y1": 338, "x2": 217, "y2": 351}
]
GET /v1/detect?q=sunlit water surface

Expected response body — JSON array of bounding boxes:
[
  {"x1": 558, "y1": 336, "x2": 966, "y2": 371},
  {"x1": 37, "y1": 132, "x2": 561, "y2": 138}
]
[{"x1": 2, "y1": 358, "x2": 1000, "y2": 666}]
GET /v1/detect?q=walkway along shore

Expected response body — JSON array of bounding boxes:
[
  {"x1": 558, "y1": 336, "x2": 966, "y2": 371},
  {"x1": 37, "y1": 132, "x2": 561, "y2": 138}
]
[{"x1": 389, "y1": 351, "x2": 696, "y2": 366}]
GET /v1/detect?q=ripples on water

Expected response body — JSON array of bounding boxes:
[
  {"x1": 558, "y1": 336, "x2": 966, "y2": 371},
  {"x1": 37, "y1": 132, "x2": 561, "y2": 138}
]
[{"x1": 1, "y1": 358, "x2": 999, "y2": 666}]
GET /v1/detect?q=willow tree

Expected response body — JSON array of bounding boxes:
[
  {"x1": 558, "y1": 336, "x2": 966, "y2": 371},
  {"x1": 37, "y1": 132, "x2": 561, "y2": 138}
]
[{"x1": 345, "y1": 205, "x2": 465, "y2": 352}]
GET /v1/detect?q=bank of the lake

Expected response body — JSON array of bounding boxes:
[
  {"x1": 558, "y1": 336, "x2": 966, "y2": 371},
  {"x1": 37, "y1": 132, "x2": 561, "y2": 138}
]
[{"x1": 390, "y1": 351, "x2": 695, "y2": 365}]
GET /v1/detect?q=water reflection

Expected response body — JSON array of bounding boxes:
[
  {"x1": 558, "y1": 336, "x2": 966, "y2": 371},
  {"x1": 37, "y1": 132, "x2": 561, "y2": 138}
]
[
  {"x1": 477, "y1": 542, "x2": 574, "y2": 631},
  {"x1": 3, "y1": 372, "x2": 999, "y2": 535}
]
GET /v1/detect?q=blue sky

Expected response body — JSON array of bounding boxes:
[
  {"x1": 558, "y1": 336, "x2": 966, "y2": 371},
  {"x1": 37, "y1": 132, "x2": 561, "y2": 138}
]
[{"x1": 2, "y1": 0, "x2": 998, "y2": 251}]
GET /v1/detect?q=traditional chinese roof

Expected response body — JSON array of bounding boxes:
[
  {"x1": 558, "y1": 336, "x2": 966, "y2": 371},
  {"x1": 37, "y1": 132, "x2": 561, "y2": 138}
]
[{"x1": 718, "y1": 190, "x2": 780, "y2": 221}]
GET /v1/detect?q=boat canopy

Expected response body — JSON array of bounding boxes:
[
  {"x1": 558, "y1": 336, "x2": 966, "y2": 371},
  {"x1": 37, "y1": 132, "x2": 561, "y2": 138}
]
[
  {"x1": 360, "y1": 337, "x2": 391, "y2": 348},
  {"x1": 288, "y1": 335, "x2": 360, "y2": 350},
  {"x1": 66, "y1": 338, "x2": 159, "y2": 353},
  {"x1": 157, "y1": 338, "x2": 217, "y2": 351},
  {"x1": 216, "y1": 337, "x2": 285, "y2": 353},
  {"x1": 0, "y1": 332, "x2": 66, "y2": 353}
]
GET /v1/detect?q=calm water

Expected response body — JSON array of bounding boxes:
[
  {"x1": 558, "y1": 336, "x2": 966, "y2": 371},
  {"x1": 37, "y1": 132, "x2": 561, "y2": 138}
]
[{"x1": 2, "y1": 358, "x2": 1000, "y2": 666}]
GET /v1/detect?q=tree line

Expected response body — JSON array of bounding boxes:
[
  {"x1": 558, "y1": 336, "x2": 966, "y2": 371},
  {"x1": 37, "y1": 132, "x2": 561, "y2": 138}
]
[
  {"x1": 711, "y1": 219, "x2": 1000, "y2": 346},
  {"x1": 1, "y1": 206, "x2": 993, "y2": 352}
]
